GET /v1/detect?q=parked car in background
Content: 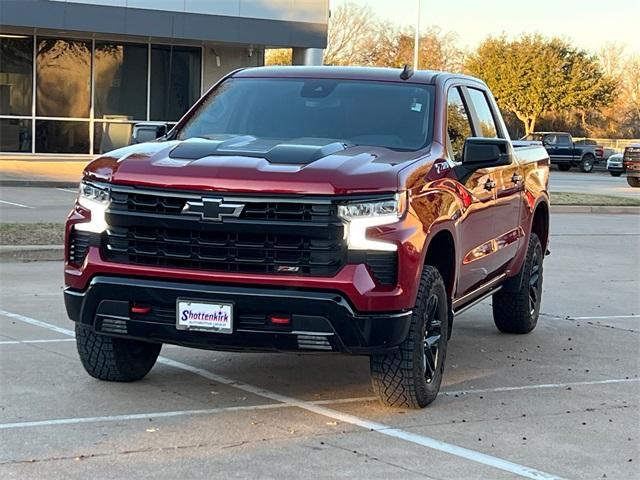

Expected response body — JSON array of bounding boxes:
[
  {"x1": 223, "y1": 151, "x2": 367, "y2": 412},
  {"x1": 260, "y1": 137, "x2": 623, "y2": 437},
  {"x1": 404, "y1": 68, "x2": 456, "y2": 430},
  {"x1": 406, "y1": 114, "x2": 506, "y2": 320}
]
[
  {"x1": 623, "y1": 144, "x2": 640, "y2": 187},
  {"x1": 523, "y1": 132, "x2": 602, "y2": 173},
  {"x1": 606, "y1": 153, "x2": 624, "y2": 177}
]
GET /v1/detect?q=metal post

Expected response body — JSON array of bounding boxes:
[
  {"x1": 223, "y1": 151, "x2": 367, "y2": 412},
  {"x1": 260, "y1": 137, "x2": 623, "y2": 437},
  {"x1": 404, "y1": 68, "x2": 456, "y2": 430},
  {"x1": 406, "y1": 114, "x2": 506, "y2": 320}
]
[{"x1": 413, "y1": 0, "x2": 421, "y2": 70}]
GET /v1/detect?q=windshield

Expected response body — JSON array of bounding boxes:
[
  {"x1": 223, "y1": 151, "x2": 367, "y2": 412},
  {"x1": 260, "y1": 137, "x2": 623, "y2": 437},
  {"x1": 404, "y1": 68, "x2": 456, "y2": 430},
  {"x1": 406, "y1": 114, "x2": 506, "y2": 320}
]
[
  {"x1": 523, "y1": 134, "x2": 544, "y2": 141},
  {"x1": 177, "y1": 78, "x2": 434, "y2": 151}
]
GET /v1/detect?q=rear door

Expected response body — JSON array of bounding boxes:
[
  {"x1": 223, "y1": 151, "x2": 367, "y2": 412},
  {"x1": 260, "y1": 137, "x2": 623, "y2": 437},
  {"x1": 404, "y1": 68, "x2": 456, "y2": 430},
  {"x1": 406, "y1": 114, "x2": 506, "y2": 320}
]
[{"x1": 463, "y1": 86, "x2": 523, "y2": 279}]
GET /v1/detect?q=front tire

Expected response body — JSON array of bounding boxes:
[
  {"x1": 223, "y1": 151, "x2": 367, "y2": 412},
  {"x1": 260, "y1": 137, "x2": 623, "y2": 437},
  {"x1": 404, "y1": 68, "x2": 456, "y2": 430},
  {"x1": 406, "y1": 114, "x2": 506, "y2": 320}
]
[
  {"x1": 610, "y1": 172, "x2": 622, "y2": 177},
  {"x1": 580, "y1": 154, "x2": 595, "y2": 173},
  {"x1": 370, "y1": 266, "x2": 449, "y2": 408},
  {"x1": 492, "y1": 233, "x2": 543, "y2": 334},
  {"x1": 76, "y1": 324, "x2": 161, "y2": 381},
  {"x1": 627, "y1": 176, "x2": 640, "y2": 188}
]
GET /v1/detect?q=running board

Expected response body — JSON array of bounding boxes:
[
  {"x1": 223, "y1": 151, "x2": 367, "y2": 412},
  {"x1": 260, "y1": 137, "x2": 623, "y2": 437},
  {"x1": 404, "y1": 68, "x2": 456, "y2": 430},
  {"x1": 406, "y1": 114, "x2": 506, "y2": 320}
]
[{"x1": 452, "y1": 274, "x2": 506, "y2": 317}]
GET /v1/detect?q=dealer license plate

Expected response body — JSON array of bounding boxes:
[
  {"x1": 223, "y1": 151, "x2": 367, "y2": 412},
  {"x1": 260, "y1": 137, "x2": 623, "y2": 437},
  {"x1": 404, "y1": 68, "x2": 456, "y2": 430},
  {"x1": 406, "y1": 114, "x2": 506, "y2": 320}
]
[{"x1": 176, "y1": 299, "x2": 233, "y2": 334}]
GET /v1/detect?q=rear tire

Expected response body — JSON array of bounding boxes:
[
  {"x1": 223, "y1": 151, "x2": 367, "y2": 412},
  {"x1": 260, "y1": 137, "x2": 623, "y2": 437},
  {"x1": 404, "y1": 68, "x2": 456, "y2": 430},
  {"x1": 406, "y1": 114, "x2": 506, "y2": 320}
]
[
  {"x1": 557, "y1": 164, "x2": 571, "y2": 172},
  {"x1": 492, "y1": 233, "x2": 543, "y2": 334},
  {"x1": 580, "y1": 154, "x2": 595, "y2": 173},
  {"x1": 627, "y1": 176, "x2": 640, "y2": 188},
  {"x1": 610, "y1": 172, "x2": 622, "y2": 177},
  {"x1": 76, "y1": 324, "x2": 161, "y2": 381},
  {"x1": 370, "y1": 266, "x2": 449, "y2": 408}
]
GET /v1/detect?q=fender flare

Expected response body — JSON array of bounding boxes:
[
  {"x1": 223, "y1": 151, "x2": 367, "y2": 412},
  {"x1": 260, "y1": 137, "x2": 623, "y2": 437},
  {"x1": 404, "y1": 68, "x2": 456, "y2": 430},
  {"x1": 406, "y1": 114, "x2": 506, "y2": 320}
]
[{"x1": 502, "y1": 198, "x2": 549, "y2": 293}]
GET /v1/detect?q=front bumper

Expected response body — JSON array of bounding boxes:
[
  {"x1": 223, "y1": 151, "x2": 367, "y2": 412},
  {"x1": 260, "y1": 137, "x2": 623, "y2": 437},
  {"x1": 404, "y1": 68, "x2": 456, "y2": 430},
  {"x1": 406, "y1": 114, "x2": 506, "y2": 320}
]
[{"x1": 64, "y1": 276, "x2": 412, "y2": 355}]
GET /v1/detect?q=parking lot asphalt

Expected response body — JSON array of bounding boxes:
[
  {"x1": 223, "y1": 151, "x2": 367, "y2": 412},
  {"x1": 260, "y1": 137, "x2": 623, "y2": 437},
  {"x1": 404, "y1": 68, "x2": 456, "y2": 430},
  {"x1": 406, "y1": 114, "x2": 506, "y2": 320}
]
[
  {"x1": 0, "y1": 187, "x2": 77, "y2": 223},
  {"x1": 1, "y1": 213, "x2": 639, "y2": 480},
  {"x1": 549, "y1": 170, "x2": 640, "y2": 198}
]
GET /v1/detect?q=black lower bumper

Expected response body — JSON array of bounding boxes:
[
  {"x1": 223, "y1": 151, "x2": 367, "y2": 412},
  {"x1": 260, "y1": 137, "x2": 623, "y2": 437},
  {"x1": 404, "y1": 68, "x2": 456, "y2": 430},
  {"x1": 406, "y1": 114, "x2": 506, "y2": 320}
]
[{"x1": 64, "y1": 276, "x2": 412, "y2": 355}]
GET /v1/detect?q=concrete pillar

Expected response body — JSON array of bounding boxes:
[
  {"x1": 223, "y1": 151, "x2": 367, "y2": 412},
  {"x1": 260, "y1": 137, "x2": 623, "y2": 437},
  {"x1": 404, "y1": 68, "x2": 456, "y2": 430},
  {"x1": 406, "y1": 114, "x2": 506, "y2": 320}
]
[{"x1": 292, "y1": 48, "x2": 324, "y2": 66}]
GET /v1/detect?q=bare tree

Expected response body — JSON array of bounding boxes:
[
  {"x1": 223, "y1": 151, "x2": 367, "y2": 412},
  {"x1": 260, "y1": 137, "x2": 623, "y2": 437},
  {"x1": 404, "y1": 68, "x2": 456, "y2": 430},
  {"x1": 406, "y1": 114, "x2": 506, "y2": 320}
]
[{"x1": 324, "y1": 3, "x2": 374, "y2": 66}]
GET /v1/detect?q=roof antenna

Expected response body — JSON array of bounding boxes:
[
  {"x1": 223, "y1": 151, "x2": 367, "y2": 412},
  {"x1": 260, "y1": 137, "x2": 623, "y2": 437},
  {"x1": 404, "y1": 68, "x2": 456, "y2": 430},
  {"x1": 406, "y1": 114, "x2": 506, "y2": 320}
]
[{"x1": 400, "y1": 64, "x2": 414, "y2": 80}]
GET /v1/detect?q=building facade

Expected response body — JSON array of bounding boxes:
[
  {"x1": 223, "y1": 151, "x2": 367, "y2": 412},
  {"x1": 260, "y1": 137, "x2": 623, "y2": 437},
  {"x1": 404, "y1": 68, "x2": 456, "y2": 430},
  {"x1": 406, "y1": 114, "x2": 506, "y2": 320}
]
[{"x1": 0, "y1": 0, "x2": 328, "y2": 157}]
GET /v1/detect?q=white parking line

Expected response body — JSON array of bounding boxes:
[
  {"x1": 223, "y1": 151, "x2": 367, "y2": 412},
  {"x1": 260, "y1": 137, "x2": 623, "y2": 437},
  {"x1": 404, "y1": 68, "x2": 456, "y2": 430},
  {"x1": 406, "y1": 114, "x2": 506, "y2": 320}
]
[
  {"x1": 569, "y1": 314, "x2": 638, "y2": 320},
  {"x1": 0, "y1": 309, "x2": 565, "y2": 480},
  {"x1": 0, "y1": 199, "x2": 34, "y2": 209},
  {"x1": 444, "y1": 377, "x2": 640, "y2": 396},
  {"x1": 0, "y1": 396, "x2": 379, "y2": 431},
  {"x1": 0, "y1": 309, "x2": 75, "y2": 336},
  {"x1": 0, "y1": 338, "x2": 75, "y2": 345},
  {"x1": 56, "y1": 188, "x2": 78, "y2": 194}
]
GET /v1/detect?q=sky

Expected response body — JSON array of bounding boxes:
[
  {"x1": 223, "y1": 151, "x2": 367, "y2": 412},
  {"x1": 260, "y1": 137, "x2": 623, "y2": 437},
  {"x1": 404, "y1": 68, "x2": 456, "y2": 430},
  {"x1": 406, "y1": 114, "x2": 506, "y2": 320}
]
[{"x1": 330, "y1": 0, "x2": 640, "y2": 56}]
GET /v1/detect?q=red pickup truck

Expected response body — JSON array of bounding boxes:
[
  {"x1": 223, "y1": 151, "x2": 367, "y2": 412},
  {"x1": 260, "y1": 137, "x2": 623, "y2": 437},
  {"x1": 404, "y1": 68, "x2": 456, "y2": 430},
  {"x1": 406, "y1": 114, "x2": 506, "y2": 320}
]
[{"x1": 64, "y1": 67, "x2": 550, "y2": 408}]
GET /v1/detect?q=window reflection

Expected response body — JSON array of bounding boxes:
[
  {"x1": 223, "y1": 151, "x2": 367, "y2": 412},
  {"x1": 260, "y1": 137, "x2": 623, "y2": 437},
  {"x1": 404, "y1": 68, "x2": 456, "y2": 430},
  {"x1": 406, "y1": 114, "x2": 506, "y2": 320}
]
[
  {"x1": 36, "y1": 38, "x2": 91, "y2": 118},
  {"x1": 151, "y1": 45, "x2": 201, "y2": 121},
  {"x1": 0, "y1": 36, "x2": 33, "y2": 116},
  {"x1": 94, "y1": 42, "x2": 148, "y2": 120},
  {"x1": 35, "y1": 120, "x2": 89, "y2": 153},
  {"x1": 447, "y1": 87, "x2": 473, "y2": 162},
  {"x1": 0, "y1": 118, "x2": 32, "y2": 152},
  {"x1": 94, "y1": 122, "x2": 133, "y2": 154},
  {"x1": 467, "y1": 88, "x2": 498, "y2": 138}
]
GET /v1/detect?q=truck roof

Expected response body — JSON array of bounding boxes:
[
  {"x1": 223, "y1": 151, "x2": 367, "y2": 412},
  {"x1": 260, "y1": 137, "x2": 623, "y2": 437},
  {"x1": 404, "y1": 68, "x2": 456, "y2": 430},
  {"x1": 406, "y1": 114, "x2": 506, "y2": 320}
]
[
  {"x1": 531, "y1": 132, "x2": 572, "y2": 135},
  {"x1": 233, "y1": 66, "x2": 482, "y2": 86}
]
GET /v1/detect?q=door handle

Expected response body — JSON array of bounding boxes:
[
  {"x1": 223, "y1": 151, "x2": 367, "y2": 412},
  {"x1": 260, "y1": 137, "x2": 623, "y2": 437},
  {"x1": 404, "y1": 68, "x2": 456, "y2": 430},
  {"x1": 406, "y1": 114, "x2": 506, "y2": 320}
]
[
  {"x1": 484, "y1": 179, "x2": 496, "y2": 191},
  {"x1": 511, "y1": 174, "x2": 523, "y2": 184}
]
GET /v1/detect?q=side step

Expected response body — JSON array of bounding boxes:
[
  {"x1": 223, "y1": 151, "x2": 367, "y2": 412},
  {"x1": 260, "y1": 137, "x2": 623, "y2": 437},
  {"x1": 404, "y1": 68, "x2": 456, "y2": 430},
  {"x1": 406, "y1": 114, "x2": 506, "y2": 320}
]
[{"x1": 452, "y1": 274, "x2": 506, "y2": 316}]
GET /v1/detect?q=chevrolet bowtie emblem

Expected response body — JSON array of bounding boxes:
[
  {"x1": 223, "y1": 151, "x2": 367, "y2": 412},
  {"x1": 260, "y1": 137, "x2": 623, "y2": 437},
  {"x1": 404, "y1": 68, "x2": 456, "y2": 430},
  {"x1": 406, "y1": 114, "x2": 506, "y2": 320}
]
[{"x1": 181, "y1": 198, "x2": 244, "y2": 222}]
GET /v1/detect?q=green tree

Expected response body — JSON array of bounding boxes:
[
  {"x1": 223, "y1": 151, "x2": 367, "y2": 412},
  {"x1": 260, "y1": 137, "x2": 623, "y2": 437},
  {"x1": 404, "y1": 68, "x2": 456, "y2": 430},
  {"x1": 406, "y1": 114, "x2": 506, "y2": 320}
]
[{"x1": 466, "y1": 35, "x2": 617, "y2": 135}]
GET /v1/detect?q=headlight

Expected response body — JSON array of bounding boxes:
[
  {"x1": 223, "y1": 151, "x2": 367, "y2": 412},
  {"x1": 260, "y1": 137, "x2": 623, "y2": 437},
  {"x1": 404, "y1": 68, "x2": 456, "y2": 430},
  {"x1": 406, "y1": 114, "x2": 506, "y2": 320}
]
[
  {"x1": 338, "y1": 194, "x2": 405, "y2": 251},
  {"x1": 75, "y1": 181, "x2": 110, "y2": 233}
]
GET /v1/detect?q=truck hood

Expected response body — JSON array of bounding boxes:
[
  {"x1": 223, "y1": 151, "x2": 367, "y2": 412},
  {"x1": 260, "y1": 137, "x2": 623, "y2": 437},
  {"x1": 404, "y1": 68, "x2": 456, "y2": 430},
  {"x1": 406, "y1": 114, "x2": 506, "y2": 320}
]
[{"x1": 84, "y1": 136, "x2": 426, "y2": 195}]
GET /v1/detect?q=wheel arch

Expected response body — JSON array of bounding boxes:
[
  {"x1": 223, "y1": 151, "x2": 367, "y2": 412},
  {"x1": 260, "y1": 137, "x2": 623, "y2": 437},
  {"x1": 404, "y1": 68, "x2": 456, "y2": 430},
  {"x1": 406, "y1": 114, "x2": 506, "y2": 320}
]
[
  {"x1": 422, "y1": 227, "x2": 456, "y2": 337},
  {"x1": 530, "y1": 199, "x2": 550, "y2": 252},
  {"x1": 503, "y1": 198, "x2": 549, "y2": 293}
]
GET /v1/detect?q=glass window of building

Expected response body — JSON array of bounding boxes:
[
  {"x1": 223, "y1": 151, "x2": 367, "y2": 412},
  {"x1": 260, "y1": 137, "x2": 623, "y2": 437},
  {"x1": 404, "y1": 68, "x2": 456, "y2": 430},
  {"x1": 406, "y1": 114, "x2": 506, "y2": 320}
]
[
  {"x1": 0, "y1": 118, "x2": 32, "y2": 152},
  {"x1": 35, "y1": 120, "x2": 89, "y2": 153},
  {"x1": 150, "y1": 45, "x2": 201, "y2": 122},
  {"x1": 0, "y1": 35, "x2": 33, "y2": 116},
  {"x1": 93, "y1": 121, "x2": 134, "y2": 154},
  {"x1": 94, "y1": 41, "x2": 148, "y2": 120},
  {"x1": 36, "y1": 38, "x2": 91, "y2": 118}
]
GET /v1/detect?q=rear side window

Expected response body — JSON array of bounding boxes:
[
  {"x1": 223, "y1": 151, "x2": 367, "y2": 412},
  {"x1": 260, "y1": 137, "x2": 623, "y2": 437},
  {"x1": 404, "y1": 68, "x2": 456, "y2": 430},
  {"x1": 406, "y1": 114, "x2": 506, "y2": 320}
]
[
  {"x1": 467, "y1": 88, "x2": 498, "y2": 138},
  {"x1": 446, "y1": 87, "x2": 473, "y2": 162}
]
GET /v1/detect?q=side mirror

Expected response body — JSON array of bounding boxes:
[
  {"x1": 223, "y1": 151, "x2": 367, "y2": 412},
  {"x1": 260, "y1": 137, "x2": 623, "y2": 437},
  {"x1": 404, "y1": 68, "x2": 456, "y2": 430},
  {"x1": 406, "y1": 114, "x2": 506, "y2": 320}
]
[
  {"x1": 462, "y1": 137, "x2": 512, "y2": 168},
  {"x1": 131, "y1": 122, "x2": 168, "y2": 144}
]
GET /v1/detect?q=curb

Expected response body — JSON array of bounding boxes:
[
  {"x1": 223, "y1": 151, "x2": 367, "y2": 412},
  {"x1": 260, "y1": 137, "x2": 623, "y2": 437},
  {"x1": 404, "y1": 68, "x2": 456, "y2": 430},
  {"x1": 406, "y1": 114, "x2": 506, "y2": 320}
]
[
  {"x1": 0, "y1": 245, "x2": 64, "y2": 262},
  {"x1": 551, "y1": 205, "x2": 640, "y2": 214},
  {"x1": 0, "y1": 179, "x2": 78, "y2": 188}
]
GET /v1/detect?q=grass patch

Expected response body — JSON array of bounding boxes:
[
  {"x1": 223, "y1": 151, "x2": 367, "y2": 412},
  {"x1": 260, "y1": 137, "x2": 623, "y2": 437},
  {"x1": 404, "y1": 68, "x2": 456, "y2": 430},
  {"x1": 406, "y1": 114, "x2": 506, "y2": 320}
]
[
  {"x1": 0, "y1": 223, "x2": 65, "y2": 245},
  {"x1": 551, "y1": 192, "x2": 640, "y2": 206}
]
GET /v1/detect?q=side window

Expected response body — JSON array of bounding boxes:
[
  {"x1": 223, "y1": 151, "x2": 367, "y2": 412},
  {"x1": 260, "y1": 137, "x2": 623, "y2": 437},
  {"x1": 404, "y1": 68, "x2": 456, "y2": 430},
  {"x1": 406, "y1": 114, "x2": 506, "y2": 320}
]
[
  {"x1": 545, "y1": 135, "x2": 557, "y2": 145},
  {"x1": 446, "y1": 87, "x2": 473, "y2": 162},
  {"x1": 556, "y1": 135, "x2": 571, "y2": 146},
  {"x1": 467, "y1": 88, "x2": 498, "y2": 138}
]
